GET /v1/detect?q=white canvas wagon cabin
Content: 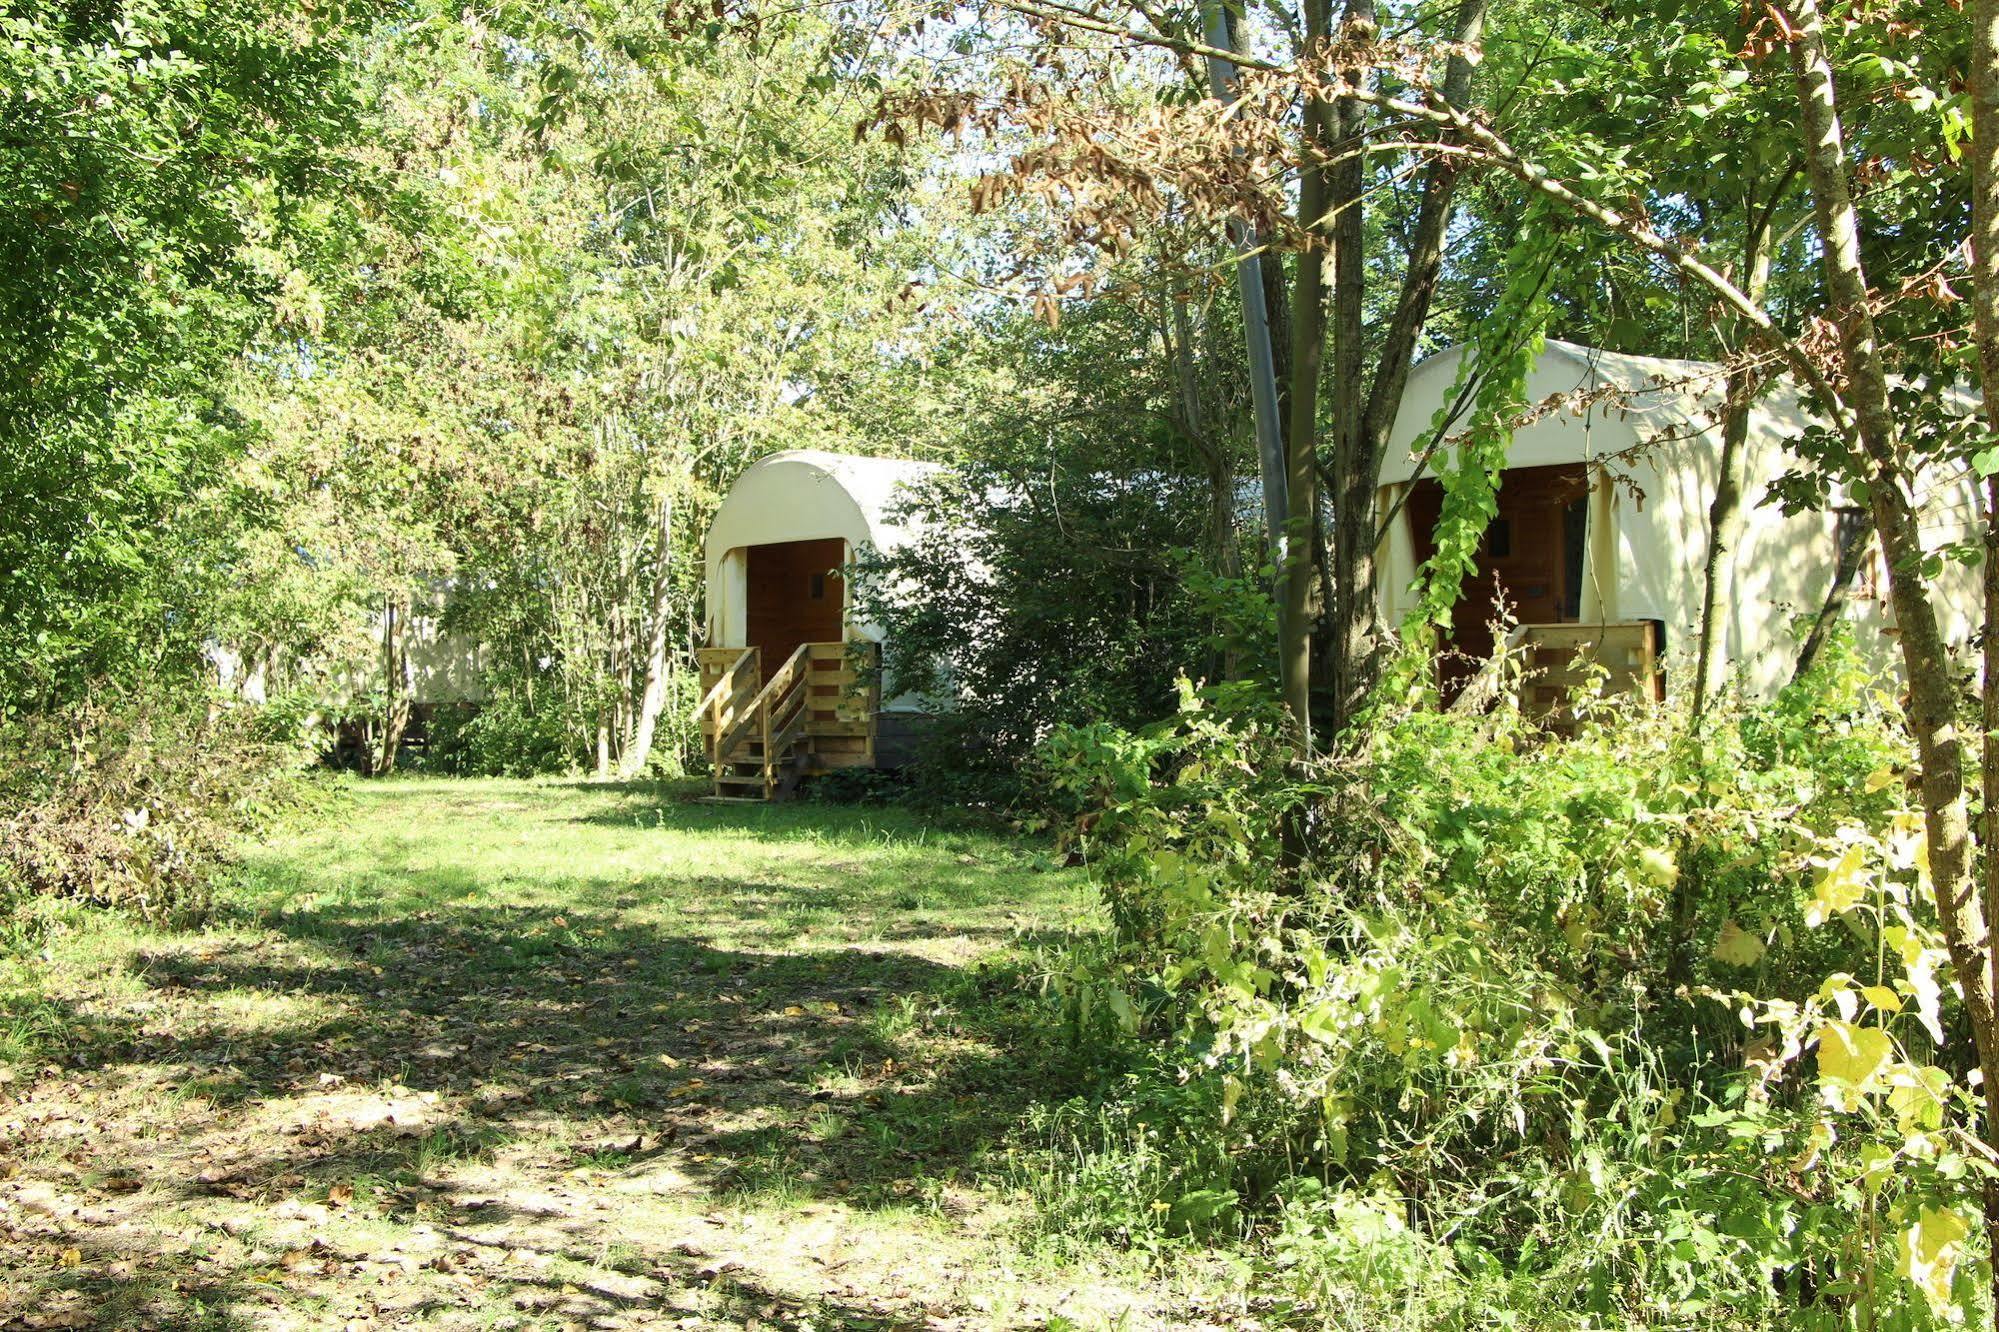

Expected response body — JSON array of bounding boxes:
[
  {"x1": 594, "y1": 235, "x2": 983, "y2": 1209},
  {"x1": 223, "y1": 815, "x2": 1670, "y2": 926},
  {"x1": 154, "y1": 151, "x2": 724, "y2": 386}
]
[
  {"x1": 1374, "y1": 339, "x2": 1984, "y2": 707},
  {"x1": 694, "y1": 449, "x2": 942, "y2": 798}
]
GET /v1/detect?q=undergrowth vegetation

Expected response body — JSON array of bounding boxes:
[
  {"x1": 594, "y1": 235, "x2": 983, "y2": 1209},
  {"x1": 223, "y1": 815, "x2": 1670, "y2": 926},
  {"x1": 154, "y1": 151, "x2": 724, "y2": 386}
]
[
  {"x1": 0, "y1": 690, "x2": 319, "y2": 927},
  {"x1": 1029, "y1": 634, "x2": 1984, "y2": 1329}
]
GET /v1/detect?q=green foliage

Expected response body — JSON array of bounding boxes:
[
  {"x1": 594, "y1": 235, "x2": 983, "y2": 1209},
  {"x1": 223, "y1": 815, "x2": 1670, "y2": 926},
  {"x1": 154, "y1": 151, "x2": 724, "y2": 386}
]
[
  {"x1": 852, "y1": 465, "x2": 1268, "y2": 807},
  {"x1": 427, "y1": 695, "x2": 573, "y2": 777},
  {"x1": 1034, "y1": 640, "x2": 1985, "y2": 1327},
  {"x1": 0, "y1": 0, "x2": 389, "y2": 705},
  {"x1": 1404, "y1": 224, "x2": 1554, "y2": 638}
]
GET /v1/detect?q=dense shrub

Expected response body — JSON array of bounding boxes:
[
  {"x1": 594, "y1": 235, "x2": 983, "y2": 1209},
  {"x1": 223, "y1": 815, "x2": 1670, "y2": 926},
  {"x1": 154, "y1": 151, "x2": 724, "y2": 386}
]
[
  {"x1": 0, "y1": 689, "x2": 318, "y2": 921},
  {"x1": 1033, "y1": 641, "x2": 1983, "y2": 1328},
  {"x1": 418, "y1": 669, "x2": 701, "y2": 778},
  {"x1": 850, "y1": 462, "x2": 1267, "y2": 807},
  {"x1": 425, "y1": 693, "x2": 577, "y2": 776}
]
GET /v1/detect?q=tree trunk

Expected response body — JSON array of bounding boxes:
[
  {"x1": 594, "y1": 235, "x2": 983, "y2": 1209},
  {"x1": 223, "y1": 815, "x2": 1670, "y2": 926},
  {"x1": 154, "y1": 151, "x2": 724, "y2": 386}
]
[
  {"x1": 1790, "y1": 505, "x2": 1872, "y2": 685},
  {"x1": 375, "y1": 594, "x2": 412, "y2": 777},
  {"x1": 619, "y1": 490, "x2": 678, "y2": 779},
  {"x1": 1327, "y1": 0, "x2": 1486, "y2": 733},
  {"x1": 1199, "y1": 0, "x2": 1295, "y2": 728},
  {"x1": 1784, "y1": 2, "x2": 1998, "y2": 1264},
  {"x1": 1692, "y1": 240, "x2": 1772, "y2": 722},
  {"x1": 1317, "y1": 0, "x2": 1376, "y2": 738},
  {"x1": 1279, "y1": 0, "x2": 1335, "y2": 749},
  {"x1": 1985, "y1": 475, "x2": 1999, "y2": 1317},
  {"x1": 1962, "y1": 0, "x2": 1999, "y2": 1300}
]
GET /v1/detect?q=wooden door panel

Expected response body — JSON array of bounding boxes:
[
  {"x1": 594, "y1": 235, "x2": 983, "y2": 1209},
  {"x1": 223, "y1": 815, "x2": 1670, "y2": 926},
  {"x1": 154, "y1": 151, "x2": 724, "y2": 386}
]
[
  {"x1": 1407, "y1": 463, "x2": 1591, "y2": 697},
  {"x1": 746, "y1": 538, "x2": 846, "y2": 667}
]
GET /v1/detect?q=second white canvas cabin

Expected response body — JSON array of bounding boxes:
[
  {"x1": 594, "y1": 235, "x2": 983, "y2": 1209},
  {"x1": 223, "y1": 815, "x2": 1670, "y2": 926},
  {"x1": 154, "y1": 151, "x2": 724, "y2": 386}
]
[
  {"x1": 693, "y1": 449, "x2": 942, "y2": 798},
  {"x1": 1375, "y1": 339, "x2": 1983, "y2": 705}
]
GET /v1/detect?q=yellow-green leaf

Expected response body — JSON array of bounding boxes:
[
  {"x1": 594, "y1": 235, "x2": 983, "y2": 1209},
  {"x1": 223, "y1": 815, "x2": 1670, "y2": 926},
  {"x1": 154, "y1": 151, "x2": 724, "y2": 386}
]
[
  {"x1": 1636, "y1": 846, "x2": 1678, "y2": 887},
  {"x1": 1817, "y1": 1020, "x2": 1893, "y2": 1108},
  {"x1": 1104, "y1": 987, "x2": 1139, "y2": 1034},
  {"x1": 1711, "y1": 919, "x2": 1765, "y2": 968},
  {"x1": 1859, "y1": 985, "x2": 1902, "y2": 1013},
  {"x1": 1897, "y1": 1205, "x2": 1971, "y2": 1316},
  {"x1": 1297, "y1": 1003, "x2": 1341, "y2": 1046},
  {"x1": 1888, "y1": 1064, "x2": 1950, "y2": 1133},
  {"x1": 1805, "y1": 845, "x2": 1871, "y2": 927}
]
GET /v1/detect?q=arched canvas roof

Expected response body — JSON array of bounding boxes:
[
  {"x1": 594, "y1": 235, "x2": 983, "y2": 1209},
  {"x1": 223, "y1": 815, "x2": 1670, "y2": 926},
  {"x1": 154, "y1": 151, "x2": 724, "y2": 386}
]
[
  {"x1": 1381, "y1": 339, "x2": 1825, "y2": 484},
  {"x1": 1375, "y1": 339, "x2": 1983, "y2": 696},
  {"x1": 705, "y1": 449, "x2": 944, "y2": 567},
  {"x1": 704, "y1": 450, "x2": 945, "y2": 657}
]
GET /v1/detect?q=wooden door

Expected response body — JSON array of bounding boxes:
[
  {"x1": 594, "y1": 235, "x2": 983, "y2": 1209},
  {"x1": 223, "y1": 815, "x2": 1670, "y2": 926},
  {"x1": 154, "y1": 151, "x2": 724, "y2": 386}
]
[
  {"x1": 745, "y1": 538, "x2": 847, "y2": 670},
  {"x1": 1406, "y1": 463, "x2": 1591, "y2": 695}
]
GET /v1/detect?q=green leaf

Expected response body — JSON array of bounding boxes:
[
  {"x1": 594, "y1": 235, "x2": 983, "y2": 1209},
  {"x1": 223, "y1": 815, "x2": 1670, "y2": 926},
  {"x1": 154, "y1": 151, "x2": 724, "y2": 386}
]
[
  {"x1": 1817, "y1": 1020, "x2": 1892, "y2": 1107},
  {"x1": 1897, "y1": 1205, "x2": 1971, "y2": 1315}
]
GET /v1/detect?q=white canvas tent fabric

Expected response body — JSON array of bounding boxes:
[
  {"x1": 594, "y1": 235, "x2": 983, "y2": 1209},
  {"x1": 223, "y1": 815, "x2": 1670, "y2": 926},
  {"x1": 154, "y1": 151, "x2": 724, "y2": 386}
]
[
  {"x1": 704, "y1": 449, "x2": 944, "y2": 706},
  {"x1": 1376, "y1": 339, "x2": 1982, "y2": 695}
]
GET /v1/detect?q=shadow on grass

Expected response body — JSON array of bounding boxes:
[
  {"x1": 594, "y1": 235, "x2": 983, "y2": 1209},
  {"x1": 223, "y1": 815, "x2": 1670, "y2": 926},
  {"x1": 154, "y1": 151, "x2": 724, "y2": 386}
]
[
  {"x1": 552, "y1": 777, "x2": 1010, "y2": 838},
  {"x1": 0, "y1": 782, "x2": 1107, "y2": 1328}
]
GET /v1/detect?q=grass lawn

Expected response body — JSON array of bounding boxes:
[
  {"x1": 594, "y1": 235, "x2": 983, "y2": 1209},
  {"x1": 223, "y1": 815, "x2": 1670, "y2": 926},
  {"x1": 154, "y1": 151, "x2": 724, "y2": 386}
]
[{"x1": 0, "y1": 778, "x2": 1236, "y2": 1330}]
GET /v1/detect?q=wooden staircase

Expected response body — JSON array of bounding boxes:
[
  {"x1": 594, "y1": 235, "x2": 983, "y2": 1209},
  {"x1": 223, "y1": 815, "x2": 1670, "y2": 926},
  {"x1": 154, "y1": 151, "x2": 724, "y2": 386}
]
[
  {"x1": 1509, "y1": 621, "x2": 1661, "y2": 722},
  {"x1": 691, "y1": 642, "x2": 878, "y2": 800},
  {"x1": 692, "y1": 645, "x2": 805, "y2": 800}
]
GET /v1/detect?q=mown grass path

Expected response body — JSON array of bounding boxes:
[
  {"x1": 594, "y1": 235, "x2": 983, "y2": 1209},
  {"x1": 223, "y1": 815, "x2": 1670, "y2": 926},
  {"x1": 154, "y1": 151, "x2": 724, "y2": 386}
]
[{"x1": 0, "y1": 779, "x2": 1222, "y2": 1330}]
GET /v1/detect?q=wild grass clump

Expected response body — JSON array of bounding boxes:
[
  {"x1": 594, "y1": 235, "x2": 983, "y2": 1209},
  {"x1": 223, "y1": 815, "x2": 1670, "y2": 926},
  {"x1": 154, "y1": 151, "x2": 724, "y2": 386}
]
[{"x1": 1030, "y1": 636, "x2": 1983, "y2": 1329}]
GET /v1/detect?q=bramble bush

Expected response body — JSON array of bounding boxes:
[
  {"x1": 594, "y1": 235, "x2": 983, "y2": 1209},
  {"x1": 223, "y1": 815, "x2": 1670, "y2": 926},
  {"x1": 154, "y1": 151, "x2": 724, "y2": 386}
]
[
  {"x1": 0, "y1": 687, "x2": 321, "y2": 926},
  {"x1": 1031, "y1": 634, "x2": 1986, "y2": 1328}
]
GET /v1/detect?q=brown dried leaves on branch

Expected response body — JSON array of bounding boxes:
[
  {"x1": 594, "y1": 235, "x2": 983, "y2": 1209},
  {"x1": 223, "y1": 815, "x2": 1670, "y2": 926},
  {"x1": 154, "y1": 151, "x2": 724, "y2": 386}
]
[{"x1": 860, "y1": 16, "x2": 1466, "y2": 311}]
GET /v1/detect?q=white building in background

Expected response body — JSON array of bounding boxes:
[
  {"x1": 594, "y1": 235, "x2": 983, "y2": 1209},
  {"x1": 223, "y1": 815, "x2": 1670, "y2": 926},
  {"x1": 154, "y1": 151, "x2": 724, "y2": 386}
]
[
  {"x1": 695, "y1": 450, "x2": 945, "y2": 788},
  {"x1": 1375, "y1": 339, "x2": 1983, "y2": 698}
]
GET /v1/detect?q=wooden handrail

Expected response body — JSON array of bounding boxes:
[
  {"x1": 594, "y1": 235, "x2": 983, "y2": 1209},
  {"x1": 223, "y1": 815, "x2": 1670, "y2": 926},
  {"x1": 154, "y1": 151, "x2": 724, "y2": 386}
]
[
  {"x1": 717, "y1": 643, "x2": 811, "y2": 764},
  {"x1": 741, "y1": 642, "x2": 812, "y2": 717},
  {"x1": 691, "y1": 648, "x2": 758, "y2": 726},
  {"x1": 703, "y1": 640, "x2": 858, "y2": 797}
]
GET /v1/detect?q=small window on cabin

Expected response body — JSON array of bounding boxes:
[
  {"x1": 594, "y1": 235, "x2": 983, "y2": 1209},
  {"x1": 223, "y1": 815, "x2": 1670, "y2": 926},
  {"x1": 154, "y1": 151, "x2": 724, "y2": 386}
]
[
  {"x1": 1486, "y1": 518, "x2": 1513, "y2": 559},
  {"x1": 809, "y1": 572, "x2": 827, "y2": 601}
]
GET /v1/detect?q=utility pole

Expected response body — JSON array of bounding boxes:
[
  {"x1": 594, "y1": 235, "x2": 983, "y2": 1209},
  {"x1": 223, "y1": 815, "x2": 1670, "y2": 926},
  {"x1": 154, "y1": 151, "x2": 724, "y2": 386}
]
[{"x1": 1201, "y1": 1, "x2": 1289, "y2": 579}]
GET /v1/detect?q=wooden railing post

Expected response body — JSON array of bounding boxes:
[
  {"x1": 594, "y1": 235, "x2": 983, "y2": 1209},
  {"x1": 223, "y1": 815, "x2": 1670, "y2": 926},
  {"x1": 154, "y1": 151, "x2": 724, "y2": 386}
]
[{"x1": 761, "y1": 687, "x2": 775, "y2": 798}]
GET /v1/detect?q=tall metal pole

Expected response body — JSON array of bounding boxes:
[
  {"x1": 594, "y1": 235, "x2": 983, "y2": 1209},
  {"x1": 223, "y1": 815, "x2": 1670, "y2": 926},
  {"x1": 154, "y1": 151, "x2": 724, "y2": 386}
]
[{"x1": 1202, "y1": 1, "x2": 1290, "y2": 574}]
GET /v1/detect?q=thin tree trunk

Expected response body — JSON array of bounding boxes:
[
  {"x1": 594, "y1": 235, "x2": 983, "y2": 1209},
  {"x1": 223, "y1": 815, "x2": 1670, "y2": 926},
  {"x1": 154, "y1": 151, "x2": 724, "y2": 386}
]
[
  {"x1": 1279, "y1": 0, "x2": 1335, "y2": 749},
  {"x1": 1692, "y1": 241, "x2": 1773, "y2": 722},
  {"x1": 1315, "y1": 0, "x2": 1379, "y2": 741},
  {"x1": 1784, "y1": 0, "x2": 1997, "y2": 1244},
  {"x1": 1790, "y1": 506, "x2": 1873, "y2": 685},
  {"x1": 1984, "y1": 475, "x2": 1999, "y2": 1324},
  {"x1": 1962, "y1": 0, "x2": 1999, "y2": 1300},
  {"x1": 1325, "y1": 0, "x2": 1485, "y2": 733},
  {"x1": 620, "y1": 490, "x2": 678, "y2": 779},
  {"x1": 1201, "y1": 0, "x2": 1294, "y2": 716},
  {"x1": 1358, "y1": 0, "x2": 1486, "y2": 456},
  {"x1": 376, "y1": 594, "x2": 412, "y2": 777},
  {"x1": 1164, "y1": 290, "x2": 1238, "y2": 582}
]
